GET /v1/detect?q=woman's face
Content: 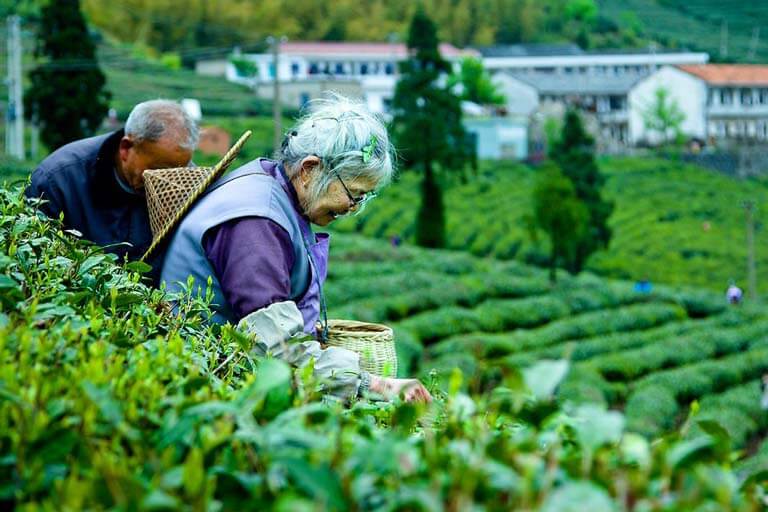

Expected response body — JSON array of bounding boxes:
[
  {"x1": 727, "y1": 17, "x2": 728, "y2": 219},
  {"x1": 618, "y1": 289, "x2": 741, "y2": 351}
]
[
  {"x1": 306, "y1": 173, "x2": 377, "y2": 226},
  {"x1": 293, "y1": 156, "x2": 378, "y2": 226}
]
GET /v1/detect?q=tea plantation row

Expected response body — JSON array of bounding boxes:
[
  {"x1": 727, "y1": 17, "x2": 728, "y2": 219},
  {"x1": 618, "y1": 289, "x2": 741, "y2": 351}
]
[
  {"x1": 331, "y1": 157, "x2": 768, "y2": 292},
  {"x1": 325, "y1": 233, "x2": 768, "y2": 473},
  {"x1": 2, "y1": 186, "x2": 768, "y2": 508}
]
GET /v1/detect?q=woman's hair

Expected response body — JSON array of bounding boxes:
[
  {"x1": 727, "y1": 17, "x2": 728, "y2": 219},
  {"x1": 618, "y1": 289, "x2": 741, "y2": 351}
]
[
  {"x1": 278, "y1": 93, "x2": 395, "y2": 206},
  {"x1": 125, "y1": 99, "x2": 199, "y2": 150}
]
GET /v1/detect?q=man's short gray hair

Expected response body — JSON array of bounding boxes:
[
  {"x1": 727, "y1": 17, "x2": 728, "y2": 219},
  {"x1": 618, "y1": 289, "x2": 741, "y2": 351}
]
[
  {"x1": 125, "y1": 99, "x2": 199, "y2": 150},
  {"x1": 278, "y1": 93, "x2": 395, "y2": 206}
]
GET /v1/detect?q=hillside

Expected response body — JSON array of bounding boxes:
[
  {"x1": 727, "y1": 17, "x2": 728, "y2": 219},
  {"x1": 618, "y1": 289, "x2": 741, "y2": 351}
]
[
  {"x1": 600, "y1": 0, "x2": 768, "y2": 62},
  {"x1": 326, "y1": 232, "x2": 768, "y2": 463},
  {"x1": 332, "y1": 157, "x2": 768, "y2": 294}
]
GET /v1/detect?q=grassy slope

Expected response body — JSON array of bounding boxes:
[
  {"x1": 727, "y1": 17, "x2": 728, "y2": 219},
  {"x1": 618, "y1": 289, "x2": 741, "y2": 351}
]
[
  {"x1": 332, "y1": 157, "x2": 768, "y2": 293},
  {"x1": 327, "y1": 232, "x2": 768, "y2": 455},
  {"x1": 599, "y1": 0, "x2": 768, "y2": 62}
]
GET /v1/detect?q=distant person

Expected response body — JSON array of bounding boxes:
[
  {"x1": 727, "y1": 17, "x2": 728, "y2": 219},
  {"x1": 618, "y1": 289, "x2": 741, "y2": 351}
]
[
  {"x1": 391, "y1": 234, "x2": 402, "y2": 247},
  {"x1": 634, "y1": 278, "x2": 652, "y2": 294},
  {"x1": 726, "y1": 281, "x2": 743, "y2": 305},
  {"x1": 25, "y1": 99, "x2": 198, "y2": 285}
]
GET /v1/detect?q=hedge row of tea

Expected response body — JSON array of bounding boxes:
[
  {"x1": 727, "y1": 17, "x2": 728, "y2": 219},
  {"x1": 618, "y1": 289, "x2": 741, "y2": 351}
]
[
  {"x1": 2, "y1": 188, "x2": 767, "y2": 508},
  {"x1": 325, "y1": 234, "x2": 768, "y2": 472},
  {"x1": 331, "y1": 157, "x2": 768, "y2": 292}
]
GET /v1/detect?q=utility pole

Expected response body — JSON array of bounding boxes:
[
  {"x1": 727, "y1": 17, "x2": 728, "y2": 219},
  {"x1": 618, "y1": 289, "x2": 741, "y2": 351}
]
[
  {"x1": 267, "y1": 35, "x2": 287, "y2": 154},
  {"x1": 6, "y1": 15, "x2": 24, "y2": 159},
  {"x1": 748, "y1": 27, "x2": 761, "y2": 61},
  {"x1": 743, "y1": 200, "x2": 758, "y2": 301}
]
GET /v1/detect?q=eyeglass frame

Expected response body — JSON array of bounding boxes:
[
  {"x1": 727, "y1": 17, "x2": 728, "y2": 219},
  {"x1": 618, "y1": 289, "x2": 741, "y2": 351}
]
[{"x1": 334, "y1": 171, "x2": 377, "y2": 211}]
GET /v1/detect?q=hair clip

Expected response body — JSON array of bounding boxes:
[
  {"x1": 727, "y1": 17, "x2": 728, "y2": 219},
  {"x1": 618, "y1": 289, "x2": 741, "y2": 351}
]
[{"x1": 362, "y1": 135, "x2": 378, "y2": 163}]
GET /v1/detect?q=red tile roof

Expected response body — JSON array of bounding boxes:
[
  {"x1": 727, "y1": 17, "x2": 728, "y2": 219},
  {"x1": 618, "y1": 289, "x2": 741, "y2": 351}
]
[
  {"x1": 677, "y1": 64, "x2": 768, "y2": 85},
  {"x1": 276, "y1": 41, "x2": 478, "y2": 59}
]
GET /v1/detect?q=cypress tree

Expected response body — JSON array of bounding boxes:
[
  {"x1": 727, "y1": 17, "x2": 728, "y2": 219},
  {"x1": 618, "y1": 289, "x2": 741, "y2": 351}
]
[
  {"x1": 391, "y1": 8, "x2": 473, "y2": 248},
  {"x1": 25, "y1": 0, "x2": 111, "y2": 151},
  {"x1": 552, "y1": 109, "x2": 613, "y2": 272}
]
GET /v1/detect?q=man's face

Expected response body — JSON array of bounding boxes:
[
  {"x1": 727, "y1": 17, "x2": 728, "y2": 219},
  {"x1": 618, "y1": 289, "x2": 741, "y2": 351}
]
[{"x1": 118, "y1": 136, "x2": 193, "y2": 191}]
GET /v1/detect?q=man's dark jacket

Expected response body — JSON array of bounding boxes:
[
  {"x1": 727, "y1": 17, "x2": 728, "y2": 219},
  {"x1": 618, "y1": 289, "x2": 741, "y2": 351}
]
[{"x1": 25, "y1": 130, "x2": 164, "y2": 284}]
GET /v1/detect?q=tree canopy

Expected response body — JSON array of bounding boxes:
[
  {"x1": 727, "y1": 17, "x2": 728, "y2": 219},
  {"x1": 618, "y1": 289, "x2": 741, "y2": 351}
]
[
  {"x1": 25, "y1": 0, "x2": 110, "y2": 151},
  {"x1": 391, "y1": 9, "x2": 472, "y2": 249}
]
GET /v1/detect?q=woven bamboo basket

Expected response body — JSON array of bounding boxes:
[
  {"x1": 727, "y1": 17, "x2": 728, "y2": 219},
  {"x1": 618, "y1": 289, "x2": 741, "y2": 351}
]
[{"x1": 324, "y1": 319, "x2": 397, "y2": 377}]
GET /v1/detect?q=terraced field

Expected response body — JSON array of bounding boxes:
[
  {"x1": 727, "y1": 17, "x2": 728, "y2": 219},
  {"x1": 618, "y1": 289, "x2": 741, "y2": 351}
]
[
  {"x1": 327, "y1": 233, "x2": 768, "y2": 466},
  {"x1": 331, "y1": 157, "x2": 768, "y2": 292}
]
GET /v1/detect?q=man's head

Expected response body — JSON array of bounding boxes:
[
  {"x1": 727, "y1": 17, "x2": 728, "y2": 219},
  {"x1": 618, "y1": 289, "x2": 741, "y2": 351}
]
[{"x1": 117, "y1": 100, "x2": 199, "y2": 190}]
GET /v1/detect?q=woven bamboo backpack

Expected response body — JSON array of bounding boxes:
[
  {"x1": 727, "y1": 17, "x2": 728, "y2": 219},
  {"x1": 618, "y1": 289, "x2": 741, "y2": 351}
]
[
  {"x1": 323, "y1": 319, "x2": 398, "y2": 377},
  {"x1": 141, "y1": 130, "x2": 252, "y2": 261}
]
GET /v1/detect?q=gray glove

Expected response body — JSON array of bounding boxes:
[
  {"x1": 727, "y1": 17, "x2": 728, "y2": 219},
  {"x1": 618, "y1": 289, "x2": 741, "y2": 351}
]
[{"x1": 237, "y1": 301, "x2": 365, "y2": 400}]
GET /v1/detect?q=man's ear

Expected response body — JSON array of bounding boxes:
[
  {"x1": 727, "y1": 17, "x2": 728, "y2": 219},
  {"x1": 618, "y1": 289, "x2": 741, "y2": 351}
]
[
  {"x1": 299, "y1": 155, "x2": 321, "y2": 185},
  {"x1": 118, "y1": 136, "x2": 134, "y2": 162}
]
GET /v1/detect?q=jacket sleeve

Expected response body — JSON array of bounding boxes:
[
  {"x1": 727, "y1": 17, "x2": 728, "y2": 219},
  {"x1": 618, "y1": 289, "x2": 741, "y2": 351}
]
[{"x1": 237, "y1": 300, "x2": 363, "y2": 400}]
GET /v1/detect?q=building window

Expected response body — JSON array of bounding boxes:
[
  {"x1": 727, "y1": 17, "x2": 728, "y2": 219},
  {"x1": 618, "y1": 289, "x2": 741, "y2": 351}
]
[
  {"x1": 268, "y1": 63, "x2": 275, "y2": 78},
  {"x1": 360, "y1": 63, "x2": 368, "y2": 75},
  {"x1": 291, "y1": 62, "x2": 300, "y2": 77},
  {"x1": 760, "y1": 89, "x2": 768, "y2": 104},
  {"x1": 741, "y1": 88, "x2": 753, "y2": 106},
  {"x1": 707, "y1": 89, "x2": 714, "y2": 106},
  {"x1": 384, "y1": 63, "x2": 394, "y2": 75},
  {"x1": 721, "y1": 88, "x2": 733, "y2": 105},
  {"x1": 758, "y1": 121, "x2": 768, "y2": 139},
  {"x1": 308, "y1": 62, "x2": 319, "y2": 75},
  {"x1": 609, "y1": 95, "x2": 625, "y2": 111},
  {"x1": 335, "y1": 62, "x2": 345, "y2": 74}
]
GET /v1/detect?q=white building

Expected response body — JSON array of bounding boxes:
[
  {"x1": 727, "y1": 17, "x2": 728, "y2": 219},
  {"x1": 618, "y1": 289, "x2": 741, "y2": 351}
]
[
  {"x1": 629, "y1": 64, "x2": 768, "y2": 144},
  {"x1": 226, "y1": 41, "x2": 479, "y2": 113},
  {"x1": 479, "y1": 43, "x2": 708, "y2": 78}
]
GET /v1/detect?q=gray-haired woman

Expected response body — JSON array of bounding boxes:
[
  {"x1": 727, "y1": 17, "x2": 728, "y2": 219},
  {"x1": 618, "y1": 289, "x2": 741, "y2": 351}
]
[{"x1": 161, "y1": 95, "x2": 431, "y2": 403}]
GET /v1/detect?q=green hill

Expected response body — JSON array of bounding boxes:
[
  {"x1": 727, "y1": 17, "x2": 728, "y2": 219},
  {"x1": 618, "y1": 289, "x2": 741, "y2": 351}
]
[
  {"x1": 332, "y1": 157, "x2": 768, "y2": 294},
  {"x1": 600, "y1": 0, "x2": 768, "y2": 62},
  {"x1": 326, "y1": 232, "x2": 768, "y2": 461}
]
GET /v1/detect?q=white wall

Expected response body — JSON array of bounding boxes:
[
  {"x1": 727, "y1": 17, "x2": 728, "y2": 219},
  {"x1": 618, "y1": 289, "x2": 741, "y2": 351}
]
[
  {"x1": 628, "y1": 66, "x2": 706, "y2": 145},
  {"x1": 491, "y1": 73, "x2": 539, "y2": 116}
]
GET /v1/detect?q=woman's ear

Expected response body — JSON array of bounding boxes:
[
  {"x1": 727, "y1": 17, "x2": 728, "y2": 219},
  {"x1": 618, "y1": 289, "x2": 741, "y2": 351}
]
[{"x1": 299, "y1": 156, "x2": 321, "y2": 185}]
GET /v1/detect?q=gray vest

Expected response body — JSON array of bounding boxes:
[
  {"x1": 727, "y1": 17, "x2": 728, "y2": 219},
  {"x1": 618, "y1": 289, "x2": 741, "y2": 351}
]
[{"x1": 160, "y1": 160, "x2": 310, "y2": 323}]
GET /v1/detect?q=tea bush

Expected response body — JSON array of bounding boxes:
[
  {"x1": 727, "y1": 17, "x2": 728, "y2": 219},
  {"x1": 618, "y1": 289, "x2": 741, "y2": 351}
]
[{"x1": 3, "y1": 186, "x2": 767, "y2": 509}]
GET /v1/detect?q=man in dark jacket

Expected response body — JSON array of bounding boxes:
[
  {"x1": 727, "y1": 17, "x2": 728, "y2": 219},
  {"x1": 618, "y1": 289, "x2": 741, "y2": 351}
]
[{"x1": 25, "y1": 99, "x2": 198, "y2": 284}]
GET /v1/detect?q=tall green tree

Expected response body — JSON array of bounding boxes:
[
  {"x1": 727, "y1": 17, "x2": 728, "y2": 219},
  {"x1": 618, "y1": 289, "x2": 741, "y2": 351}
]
[
  {"x1": 391, "y1": 8, "x2": 472, "y2": 248},
  {"x1": 25, "y1": 0, "x2": 110, "y2": 151},
  {"x1": 533, "y1": 163, "x2": 589, "y2": 283},
  {"x1": 552, "y1": 109, "x2": 613, "y2": 272}
]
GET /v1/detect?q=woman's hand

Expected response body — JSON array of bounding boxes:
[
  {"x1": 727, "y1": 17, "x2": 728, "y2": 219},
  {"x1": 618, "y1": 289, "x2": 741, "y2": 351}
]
[{"x1": 369, "y1": 375, "x2": 432, "y2": 403}]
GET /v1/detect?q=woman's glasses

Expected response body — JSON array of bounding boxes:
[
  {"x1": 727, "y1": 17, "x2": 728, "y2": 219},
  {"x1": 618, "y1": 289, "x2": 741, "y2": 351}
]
[{"x1": 335, "y1": 172, "x2": 376, "y2": 212}]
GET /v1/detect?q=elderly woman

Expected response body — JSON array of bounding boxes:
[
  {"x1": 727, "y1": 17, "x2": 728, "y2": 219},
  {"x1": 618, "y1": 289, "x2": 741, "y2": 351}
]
[{"x1": 161, "y1": 95, "x2": 431, "y2": 403}]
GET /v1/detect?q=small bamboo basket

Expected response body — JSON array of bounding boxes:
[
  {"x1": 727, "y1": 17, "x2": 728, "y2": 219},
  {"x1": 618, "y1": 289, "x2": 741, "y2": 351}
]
[{"x1": 323, "y1": 320, "x2": 397, "y2": 377}]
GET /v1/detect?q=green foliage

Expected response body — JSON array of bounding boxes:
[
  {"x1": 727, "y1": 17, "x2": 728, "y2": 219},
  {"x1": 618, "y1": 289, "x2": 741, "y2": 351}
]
[
  {"x1": 642, "y1": 87, "x2": 686, "y2": 145},
  {"x1": 448, "y1": 57, "x2": 506, "y2": 105},
  {"x1": 230, "y1": 56, "x2": 259, "y2": 78},
  {"x1": 3, "y1": 185, "x2": 765, "y2": 508},
  {"x1": 332, "y1": 157, "x2": 768, "y2": 292},
  {"x1": 391, "y1": 9, "x2": 472, "y2": 248},
  {"x1": 533, "y1": 163, "x2": 589, "y2": 282},
  {"x1": 25, "y1": 0, "x2": 111, "y2": 151},
  {"x1": 552, "y1": 110, "x2": 614, "y2": 273}
]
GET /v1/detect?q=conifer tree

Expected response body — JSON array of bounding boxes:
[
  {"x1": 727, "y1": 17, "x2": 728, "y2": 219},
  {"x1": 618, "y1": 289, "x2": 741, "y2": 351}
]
[
  {"x1": 391, "y1": 8, "x2": 472, "y2": 248},
  {"x1": 552, "y1": 109, "x2": 613, "y2": 272},
  {"x1": 25, "y1": 0, "x2": 111, "y2": 151}
]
